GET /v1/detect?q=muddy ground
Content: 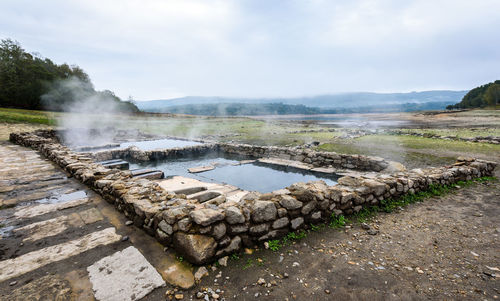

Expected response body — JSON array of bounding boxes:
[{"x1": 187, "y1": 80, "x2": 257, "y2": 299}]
[{"x1": 1, "y1": 112, "x2": 499, "y2": 300}]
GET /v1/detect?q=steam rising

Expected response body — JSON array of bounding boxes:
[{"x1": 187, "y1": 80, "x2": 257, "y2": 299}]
[{"x1": 42, "y1": 77, "x2": 132, "y2": 147}]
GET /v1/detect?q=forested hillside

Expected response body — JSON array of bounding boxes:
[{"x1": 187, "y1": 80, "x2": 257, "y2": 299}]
[
  {"x1": 0, "y1": 39, "x2": 138, "y2": 112},
  {"x1": 447, "y1": 80, "x2": 500, "y2": 109}
]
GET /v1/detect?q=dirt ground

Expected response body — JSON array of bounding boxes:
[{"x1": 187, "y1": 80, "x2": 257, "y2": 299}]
[
  {"x1": 174, "y1": 170, "x2": 500, "y2": 301},
  {"x1": 1, "y1": 113, "x2": 499, "y2": 300}
]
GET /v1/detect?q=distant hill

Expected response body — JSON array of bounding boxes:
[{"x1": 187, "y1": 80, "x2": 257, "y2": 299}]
[
  {"x1": 136, "y1": 90, "x2": 467, "y2": 115},
  {"x1": 157, "y1": 101, "x2": 454, "y2": 116},
  {"x1": 447, "y1": 80, "x2": 500, "y2": 109}
]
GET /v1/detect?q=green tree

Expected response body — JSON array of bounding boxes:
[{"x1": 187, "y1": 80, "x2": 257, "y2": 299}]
[
  {"x1": 0, "y1": 38, "x2": 139, "y2": 113},
  {"x1": 484, "y1": 83, "x2": 500, "y2": 106}
]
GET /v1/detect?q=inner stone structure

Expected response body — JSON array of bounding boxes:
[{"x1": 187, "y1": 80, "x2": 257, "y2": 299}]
[{"x1": 10, "y1": 130, "x2": 497, "y2": 264}]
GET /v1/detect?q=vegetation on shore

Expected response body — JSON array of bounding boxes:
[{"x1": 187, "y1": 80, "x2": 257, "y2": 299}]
[
  {"x1": 0, "y1": 38, "x2": 138, "y2": 113},
  {"x1": 447, "y1": 80, "x2": 500, "y2": 109},
  {"x1": 0, "y1": 108, "x2": 56, "y2": 125}
]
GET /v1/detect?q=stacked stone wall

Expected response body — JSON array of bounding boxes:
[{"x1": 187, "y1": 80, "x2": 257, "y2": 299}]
[{"x1": 9, "y1": 130, "x2": 497, "y2": 265}]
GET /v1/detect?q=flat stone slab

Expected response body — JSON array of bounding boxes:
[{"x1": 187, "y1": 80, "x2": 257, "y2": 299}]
[
  {"x1": 79, "y1": 208, "x2": 104, "y2": 224},
  {"x1": 311, "y1": 167, "x2": 337, "y2": 174},
  {"x1": 188, "y1": 165, "x2": 215, "y2": 173},
  {"x1": 14, "y1": 213, "x2": 84, "y2": 242},
  {"x1": 87, "y1": 246, "x2": 165, "y2": 301},
  {"x1": 14, "y1": 197, "x2": 90, "y2": 219},
  {"x1": 0, "y1": 227, "x2": 121, "y2": 282},
  {"x1": 158, "y1": 176, "x2": 218, "y2": 193}
]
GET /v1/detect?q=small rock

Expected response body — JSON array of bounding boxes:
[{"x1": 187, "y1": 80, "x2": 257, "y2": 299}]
[
  {"x1": 212, "y1": 292, "x2": 220, "y2": 299},
  {"x1": 125, "y1": 220, "x2": 133, "y2": 226},
  {"x1": 257, "y1": 278, "x2": 266, "y2": 285},
  {"x1": 367, "y1": 229, "x2": 378, "y2": 235},
  {"x1": 194, "y1": 266, "x2": 209, "y2": 282},
  {"x1": 292, "y1": 262, "x2": 300, "y2": 267},
  {"x1": 196, "y1": 292, "x2": 204, "y2": 299},
  {"x1": 218, "y1": 256, "x2": 228, "y2": 267},
  {"x1": 325, "y1": 289, "x2": 330, "y2": 294},
  {"x1": 471, "y1": 251, "x2": 479, "y2": 257},
  {"x1": 264, "y1": 242, "x2": 269, "y2": 249},
  {"x1": 283, "y1": 272, "x2": 289, "y2": 278},
  {"x1": 174, "y1": 293, "x2": 184, "y2": 300},
  {"x1": 9, "y1": 281, "x2": 16, "y2": 286},
  {"x1": 121, "y1": 236, "x2": 129, "y2": 242},
  {"x1": 361, "y1": 223, "x2": 370, "y2": 230}
]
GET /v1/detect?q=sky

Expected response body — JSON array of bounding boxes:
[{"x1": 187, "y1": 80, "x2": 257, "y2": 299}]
[{"x1": 1, "y1": 0, "x2": 499, "y2": 101}]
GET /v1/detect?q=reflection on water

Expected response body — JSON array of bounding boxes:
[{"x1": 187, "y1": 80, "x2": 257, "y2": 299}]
[
  {"x1": 131, "y1": 155, "x2": 338, "y2": 193},
  {"x1": 33, "y1": 190, "x2": 88, "y2": 205}
]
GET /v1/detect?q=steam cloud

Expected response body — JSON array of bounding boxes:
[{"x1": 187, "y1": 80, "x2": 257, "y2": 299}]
[{"x1": 42, "y1": 77, "x2": 133, "y2": 147}]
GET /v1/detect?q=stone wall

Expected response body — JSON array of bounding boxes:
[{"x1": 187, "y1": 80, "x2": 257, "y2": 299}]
[
  {"x1": 90, "y1": 142, "x2": 390, "y2": 172},
  {"x1": 9, "y1": 130, "x2": 497, "y2": 265}
]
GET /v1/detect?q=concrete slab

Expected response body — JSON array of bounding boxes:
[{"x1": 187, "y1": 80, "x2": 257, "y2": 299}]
[
  {"x1": 87, "y1": 246, "x2": 165, "y2": 301},
  {"x1": 0, "y1": 227, "x2": 121, "y2": 282}
]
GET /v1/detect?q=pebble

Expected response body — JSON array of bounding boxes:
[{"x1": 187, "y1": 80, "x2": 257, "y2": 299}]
[
  {"x1": 361, "y1": 223, "x2": 370, "y2": 230},
  {"x1": 121, "y1": 236, "x2": 129, "y2": 242},
  {"x1": 283, "y1": 273, "x2": 289, "y2": 278},
  {"x1": 196, "y1": 292, "x2": 204, "y2": 299},
  {"x1": 9, "y1": 281, "x2": 16, "y2": 286},
  {"x1": 125, "y1": 220, "x2": 133, "y2": 226},
  {"x1": 257, "y1": 278, "x2": 266, "y2": 285},
  {"x1": 292, "y1": 262, "x2": 300, "y2": 267},
  {"x1": 218, "y1": 256, "x2": 228, "y2": 267},
  {"x1": 367, "y1": 229, "x2": 379, "y2": 235},
  {"x1": 174, "y1": 293, "x2": 184, "y2": 300},
  {"x1": 325, "y1": 289, "x2": 330, "y2": 294}
]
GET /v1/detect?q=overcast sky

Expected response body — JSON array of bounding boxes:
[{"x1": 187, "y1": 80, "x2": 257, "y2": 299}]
[{"x1": 1, "y1": 0, "x2": 499, "y2": 100}]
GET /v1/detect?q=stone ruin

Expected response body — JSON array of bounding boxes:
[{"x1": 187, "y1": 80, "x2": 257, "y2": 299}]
[{"x1": 9, "y1": 129, "x2": 497, "y2": 264}]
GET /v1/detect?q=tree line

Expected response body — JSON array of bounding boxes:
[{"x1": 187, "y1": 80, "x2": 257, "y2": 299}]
[
  {"x1": 0, "y1": 39, "x2": 138, "y2": 112},
  {"x1": 447, "y1": 80, "x2": 500, "y2": 110}
]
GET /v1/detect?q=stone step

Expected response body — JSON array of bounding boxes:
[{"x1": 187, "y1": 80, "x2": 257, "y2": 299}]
[
  {"x1": 100, "y1": 160, "x2": 129, "y2": 170},
  {"x1": 130, "y1": 168, "x2": 164, "y2": 179}
]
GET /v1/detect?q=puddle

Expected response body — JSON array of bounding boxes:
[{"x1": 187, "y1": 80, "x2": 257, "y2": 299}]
[
  {"x1": 131, "y1": 155, "x2": 338, "y2": 193},
  {"x1": 32, "y1": 190, "x2": 88, "y2": 205},
  {"x1": 0, "y1": 225, "x2": 15, "y2": 238}
]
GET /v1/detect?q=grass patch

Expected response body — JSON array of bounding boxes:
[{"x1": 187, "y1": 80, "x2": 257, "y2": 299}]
[
  {"x1": 329, "y1": 214, "x2": 346, "y2": 228},
  {"x1": 0, "y1": 108, "x2": 57, "y2": 125}
]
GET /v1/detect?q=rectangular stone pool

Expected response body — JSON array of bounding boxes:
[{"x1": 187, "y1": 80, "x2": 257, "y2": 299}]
[{"x1": 130, "y1": 154, "x2": 338, "y2": 193}]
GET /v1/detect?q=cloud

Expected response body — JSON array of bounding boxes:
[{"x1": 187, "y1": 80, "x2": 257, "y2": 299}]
[{"x1": 1, "y1": 0, "x2": 499, "y2": 99}]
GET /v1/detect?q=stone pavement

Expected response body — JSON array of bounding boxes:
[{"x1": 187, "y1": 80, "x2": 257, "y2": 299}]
[{"x1": 0, "y1": 142, "x2": 194, "y2": 300}]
